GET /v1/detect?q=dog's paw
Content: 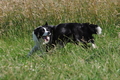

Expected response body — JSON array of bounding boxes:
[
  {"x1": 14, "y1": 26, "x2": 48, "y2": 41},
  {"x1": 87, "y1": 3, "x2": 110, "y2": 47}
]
[{"x1": 38, "y1": 53, "x2": 47, "y2": 57}]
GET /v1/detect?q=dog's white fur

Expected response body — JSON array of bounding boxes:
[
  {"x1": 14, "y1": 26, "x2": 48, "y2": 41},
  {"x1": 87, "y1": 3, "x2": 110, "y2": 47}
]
[{"x1": 42, "y1": 28, "x2": 49, "y2": 36}]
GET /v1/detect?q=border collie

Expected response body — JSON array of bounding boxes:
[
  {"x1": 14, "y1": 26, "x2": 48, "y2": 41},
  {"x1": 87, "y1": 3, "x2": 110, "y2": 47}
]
[{"x1": 28, "y1": 22, "x2": 102, "y2": 56}]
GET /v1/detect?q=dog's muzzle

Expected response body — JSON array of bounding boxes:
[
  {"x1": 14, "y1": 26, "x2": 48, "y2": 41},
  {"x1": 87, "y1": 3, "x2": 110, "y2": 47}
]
[{"x1": 42, "y1": 32, "x2": 51, "y2": 44}]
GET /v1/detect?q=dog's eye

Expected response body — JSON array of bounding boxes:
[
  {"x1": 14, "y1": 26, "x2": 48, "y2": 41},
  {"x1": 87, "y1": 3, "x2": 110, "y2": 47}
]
[
  {"x1": 46, "y1": 29, "x2": 49, "y2": 31},
  {"x1": 42, "y1": 29, "x2": 45, "y2": 32}
]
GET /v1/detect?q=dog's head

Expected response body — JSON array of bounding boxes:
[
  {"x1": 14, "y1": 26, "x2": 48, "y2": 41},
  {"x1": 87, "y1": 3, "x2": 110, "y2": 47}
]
[
  {"x1": 84, "y1": 23, "x2": 102, "y2": 35},
  {"x1": 33, "y1": 22, "x2": 54, "y2": 44}
]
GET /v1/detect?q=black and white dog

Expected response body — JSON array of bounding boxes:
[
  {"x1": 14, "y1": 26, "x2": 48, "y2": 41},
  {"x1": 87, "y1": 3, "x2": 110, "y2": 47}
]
[{"x1": 28, "y1": 22, "x2": 102, "y2": 56}]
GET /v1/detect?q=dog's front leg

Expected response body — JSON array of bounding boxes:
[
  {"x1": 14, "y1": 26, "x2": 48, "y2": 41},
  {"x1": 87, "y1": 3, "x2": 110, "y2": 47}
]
[{"x1": 27, "y1": 45, "x2": 39, "y2": 56}]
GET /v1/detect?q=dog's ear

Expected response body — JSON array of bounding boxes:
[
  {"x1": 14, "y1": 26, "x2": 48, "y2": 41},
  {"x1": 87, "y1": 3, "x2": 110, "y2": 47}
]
[
  {"x1": 42, "y1": 22, "x2": 48, "y2": 27},
  {"x1": 45, "y1": 22, "x2": 48, "y2": 26}
]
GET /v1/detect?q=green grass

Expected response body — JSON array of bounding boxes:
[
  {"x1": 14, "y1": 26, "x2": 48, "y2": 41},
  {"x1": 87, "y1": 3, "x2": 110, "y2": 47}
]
[
  {"x1": 0, "y1": 35, "x2": 120, "y2": 80},
  {"x1": 0, "y1": 0, "x2": 120, "y2": 80}
]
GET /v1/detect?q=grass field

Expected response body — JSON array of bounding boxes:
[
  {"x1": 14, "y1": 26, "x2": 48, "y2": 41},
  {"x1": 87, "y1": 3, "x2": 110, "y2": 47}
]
[{"x1": 0, "y1": 0, "x2": 120, "y2": 80}]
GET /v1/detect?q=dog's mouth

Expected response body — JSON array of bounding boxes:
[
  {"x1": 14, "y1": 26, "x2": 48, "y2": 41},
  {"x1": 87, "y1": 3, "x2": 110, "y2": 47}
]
[{"x1": 42, "y1": 36, "x2": 50, "y2": 44}]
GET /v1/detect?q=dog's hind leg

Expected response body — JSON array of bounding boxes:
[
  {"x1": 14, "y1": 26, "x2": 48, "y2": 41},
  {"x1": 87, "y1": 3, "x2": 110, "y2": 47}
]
[
  {"x1": 90, "y1": 39, "x2": 97, "y2": 48},
  {"x1": 92, "y1": 43, "x2": 97, "y2": 48}
]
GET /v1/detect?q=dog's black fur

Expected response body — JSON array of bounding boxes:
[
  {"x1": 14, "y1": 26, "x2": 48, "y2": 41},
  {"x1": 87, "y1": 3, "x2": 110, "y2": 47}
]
[{"x1": 28, "y1": 22, "x2": 102, "y2": 56}]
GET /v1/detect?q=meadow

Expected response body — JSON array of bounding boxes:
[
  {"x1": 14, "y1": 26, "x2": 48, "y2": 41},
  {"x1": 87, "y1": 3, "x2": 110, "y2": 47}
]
[{"x1": 0, "y1": 0, "x2": 120, "y2": 80}]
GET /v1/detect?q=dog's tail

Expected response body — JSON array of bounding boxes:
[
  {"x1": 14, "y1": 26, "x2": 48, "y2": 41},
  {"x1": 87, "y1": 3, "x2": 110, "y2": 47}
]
[{"x1": 96, "y1": 26, "x2": 102, "y2": 35}]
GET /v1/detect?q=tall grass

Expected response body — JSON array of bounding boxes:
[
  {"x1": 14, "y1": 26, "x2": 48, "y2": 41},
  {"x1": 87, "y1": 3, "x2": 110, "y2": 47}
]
[
  {"x1": 0, "y1": 0, "x2": 119, "y2": 38},
  {"x1": 0, "y1": 0, "x2": 120, "y2": 80}
]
